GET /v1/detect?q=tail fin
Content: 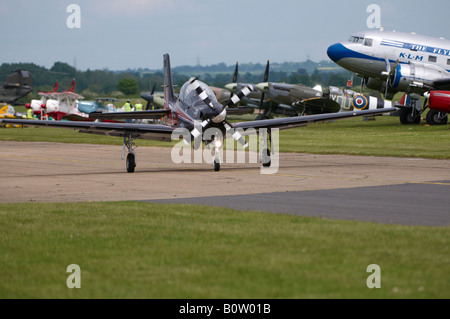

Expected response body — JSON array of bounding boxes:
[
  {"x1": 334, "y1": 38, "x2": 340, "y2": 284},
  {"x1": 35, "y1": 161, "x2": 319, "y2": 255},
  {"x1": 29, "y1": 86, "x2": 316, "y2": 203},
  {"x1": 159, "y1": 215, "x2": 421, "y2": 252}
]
[{"x1": 163, "y1": 54, "x2": 176, "y2": 106}]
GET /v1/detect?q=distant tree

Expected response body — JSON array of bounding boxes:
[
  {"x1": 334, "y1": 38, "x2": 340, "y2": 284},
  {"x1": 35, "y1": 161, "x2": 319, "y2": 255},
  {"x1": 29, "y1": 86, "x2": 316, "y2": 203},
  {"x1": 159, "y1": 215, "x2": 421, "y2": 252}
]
[
  {"x1": 50, "y1": 62, "x2": 76, "y2": 77},
  {"x1": 117, "y1": 78, "x2": 138, "y2": 95}
]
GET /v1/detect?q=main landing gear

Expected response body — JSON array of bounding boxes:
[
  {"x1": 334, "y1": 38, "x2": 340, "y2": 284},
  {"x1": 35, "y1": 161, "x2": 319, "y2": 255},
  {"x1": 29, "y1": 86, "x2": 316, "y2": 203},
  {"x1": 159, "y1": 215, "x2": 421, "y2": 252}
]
[
  {"x1": 260, "y1": 128, "x2": 272, "y2": 168},
  {"x1": 123, "y1": 133, "x2": 137, "y2": 173}
]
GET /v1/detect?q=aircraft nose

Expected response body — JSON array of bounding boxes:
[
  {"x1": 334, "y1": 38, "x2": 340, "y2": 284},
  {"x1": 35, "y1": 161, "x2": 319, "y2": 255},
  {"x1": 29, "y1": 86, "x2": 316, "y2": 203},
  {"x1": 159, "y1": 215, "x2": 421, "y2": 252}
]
[
  {"x1": 224, "y1": 83, "x2": 237, "y2": 92},
  {"x1": 256, "y1": 82, "x2": 269, "y2": 92},
  {"x1": 327, "y1": 43, "x2": 346, "y2": 63}
]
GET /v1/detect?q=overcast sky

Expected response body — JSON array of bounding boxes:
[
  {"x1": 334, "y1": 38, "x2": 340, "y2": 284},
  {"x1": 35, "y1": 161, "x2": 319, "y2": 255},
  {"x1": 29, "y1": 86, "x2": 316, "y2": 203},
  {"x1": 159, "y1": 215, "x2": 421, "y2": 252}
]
[{"x1": 1, "y1": 0, "x2": 449, "y2": 70}]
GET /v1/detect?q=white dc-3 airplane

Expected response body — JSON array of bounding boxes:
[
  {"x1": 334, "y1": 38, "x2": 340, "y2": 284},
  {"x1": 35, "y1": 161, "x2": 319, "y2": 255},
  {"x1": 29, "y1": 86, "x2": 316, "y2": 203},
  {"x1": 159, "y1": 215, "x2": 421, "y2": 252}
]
[{"x1": 327, "y1": 29, "x2": 450, "y2": 125}]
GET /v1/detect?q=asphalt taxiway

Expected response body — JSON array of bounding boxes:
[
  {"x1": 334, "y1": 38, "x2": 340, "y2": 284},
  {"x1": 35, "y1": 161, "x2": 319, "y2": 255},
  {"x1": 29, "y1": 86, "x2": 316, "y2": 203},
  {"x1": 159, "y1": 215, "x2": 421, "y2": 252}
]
[{"x1": 1, "y1": 141, "x2": 449, "y2": 226}]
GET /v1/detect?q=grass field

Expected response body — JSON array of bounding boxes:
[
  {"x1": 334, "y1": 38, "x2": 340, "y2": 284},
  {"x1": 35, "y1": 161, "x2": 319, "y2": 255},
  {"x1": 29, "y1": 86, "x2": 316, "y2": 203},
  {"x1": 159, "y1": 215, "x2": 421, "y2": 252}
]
[
  {"x1": 1, "y1": 113, "x2": 449, "y2": 299},
  {"x1": 0, "y1": 202, "x2": 448, "y2": 299}
]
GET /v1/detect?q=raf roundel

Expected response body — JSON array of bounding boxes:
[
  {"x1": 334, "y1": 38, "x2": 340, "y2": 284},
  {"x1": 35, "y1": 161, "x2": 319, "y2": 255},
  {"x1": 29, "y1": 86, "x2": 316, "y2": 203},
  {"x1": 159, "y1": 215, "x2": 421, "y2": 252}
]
[{"x1": 352, "y1": 95, "x2": 368, "y2": 110}]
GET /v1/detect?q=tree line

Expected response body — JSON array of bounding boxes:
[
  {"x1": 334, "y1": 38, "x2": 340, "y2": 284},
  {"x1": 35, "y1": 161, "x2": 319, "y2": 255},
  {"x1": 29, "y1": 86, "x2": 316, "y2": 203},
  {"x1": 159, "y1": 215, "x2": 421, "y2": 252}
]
[{"x1": 0, "y1": 61, "x2": 354, "y2": 101}]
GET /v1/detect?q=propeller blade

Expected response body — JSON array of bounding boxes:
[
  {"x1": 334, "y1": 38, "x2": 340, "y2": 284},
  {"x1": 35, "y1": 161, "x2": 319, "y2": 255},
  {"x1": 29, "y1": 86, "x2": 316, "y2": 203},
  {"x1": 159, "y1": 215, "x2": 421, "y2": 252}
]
[
  {"x1": 225, "y1": 84, "x2": 255, "y2": 108},
  {"x1": 263, "y1": 59, "x2": 270, "y2": 83},
  {"x1": 191, "y1": 118, "x2": 211, "y2": 139},
  {"x1": 224, "y1": 122, "x2": 248, "y2": 148},
  {"x1": 151, "y1": 82, "x2": 156, "y2": 95},
  {"x1": 382, "y1": 58, "x2": 399, "y2": 98},
  {"x1": 232, "y1": 61, "x2": 238, "y2": 83}
]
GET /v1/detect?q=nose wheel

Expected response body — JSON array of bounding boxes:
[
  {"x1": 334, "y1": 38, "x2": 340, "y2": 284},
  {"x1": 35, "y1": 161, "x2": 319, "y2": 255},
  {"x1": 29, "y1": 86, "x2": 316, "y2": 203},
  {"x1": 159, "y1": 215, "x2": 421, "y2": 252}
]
[{"x1": 214, "y1": 159, "x2": 220, "y2": 171}]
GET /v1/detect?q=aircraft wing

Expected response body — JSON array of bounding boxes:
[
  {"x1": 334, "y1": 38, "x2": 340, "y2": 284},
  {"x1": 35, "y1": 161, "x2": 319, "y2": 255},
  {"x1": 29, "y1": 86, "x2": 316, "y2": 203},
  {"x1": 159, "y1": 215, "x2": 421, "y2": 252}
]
[
  {"x1": 232, "y1": 108, "x2": 397, "y2": 131},
  {"x1": 89, "y1": 109, "x2": 170, "y2": 120},
  {"x1": 0, "y1": 119, "x2": 175, "y2": 142},
  {"x1": 433, "y1": 78, "x2": 450, "y2": 90},
  {"x1": 226, "y1": 107, "x2": 252, "y2": 116},
  {"x1": 295, "y1": 98, "x2": 341, "y2": 114}
]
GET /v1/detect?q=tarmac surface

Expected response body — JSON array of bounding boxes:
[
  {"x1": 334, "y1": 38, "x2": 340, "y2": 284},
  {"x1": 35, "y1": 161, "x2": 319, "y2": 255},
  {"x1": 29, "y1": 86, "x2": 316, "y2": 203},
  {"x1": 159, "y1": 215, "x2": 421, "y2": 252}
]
[{"x1": 1, "y1": 141, "x2": 449, "y2": 226}]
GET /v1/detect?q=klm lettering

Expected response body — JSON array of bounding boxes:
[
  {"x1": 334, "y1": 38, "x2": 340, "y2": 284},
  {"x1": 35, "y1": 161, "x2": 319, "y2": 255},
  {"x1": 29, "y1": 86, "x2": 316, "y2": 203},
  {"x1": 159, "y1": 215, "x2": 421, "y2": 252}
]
[{"x1": 399, "y1": 52, "x2": 423, "y2": 61}]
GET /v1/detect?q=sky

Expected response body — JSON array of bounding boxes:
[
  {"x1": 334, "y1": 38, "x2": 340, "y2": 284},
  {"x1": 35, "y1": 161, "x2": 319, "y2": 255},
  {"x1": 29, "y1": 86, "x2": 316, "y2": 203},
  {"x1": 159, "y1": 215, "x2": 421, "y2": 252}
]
[{"x1": 1, "y1": 0, "x2": 449, "y2": 71}]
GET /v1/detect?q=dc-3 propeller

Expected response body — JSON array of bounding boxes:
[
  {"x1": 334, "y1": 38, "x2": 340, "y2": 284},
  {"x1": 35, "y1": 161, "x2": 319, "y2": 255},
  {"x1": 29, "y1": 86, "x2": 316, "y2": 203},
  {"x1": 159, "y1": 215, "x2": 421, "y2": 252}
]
[
  {"x1": 381, "y1": 56, "x2": 399, "y2": 98},
  {"x1": 188, "y1": 77, "x2": 253, "y2": 148}
]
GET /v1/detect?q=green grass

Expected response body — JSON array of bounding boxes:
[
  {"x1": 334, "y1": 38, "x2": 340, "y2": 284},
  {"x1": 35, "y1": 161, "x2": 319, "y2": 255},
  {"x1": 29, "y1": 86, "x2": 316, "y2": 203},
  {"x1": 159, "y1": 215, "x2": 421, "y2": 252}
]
[
  {"x1": 278, "y1": 115, "x2": 450, "y2": 159},
  {"x1": 1, "y1": 113, "x2": 449, "y2": 299},
  {"x1": 2, "y1": 115, "x2": 450, "y2": 158},
  {"x1": 0, "y1": 202, "x2": 448, "y2": 299}
]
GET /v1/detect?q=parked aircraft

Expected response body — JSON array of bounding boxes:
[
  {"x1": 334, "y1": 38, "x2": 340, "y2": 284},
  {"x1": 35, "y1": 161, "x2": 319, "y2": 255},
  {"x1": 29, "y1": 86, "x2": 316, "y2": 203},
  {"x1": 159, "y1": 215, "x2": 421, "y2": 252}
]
[
  {"x1": 226, "y1": 60, "x2": 393, "y2": 119},
  {"x1": 0, "y1": 105, "x2": 26, "y2": 127},
  {"x1": 78, "y1": 97, "x2": 120, "y2": 114},
  {"x1": 327, "y1": 29, "x2": 450, "y2": 125},
  {"x1": 0, "y1": 70, "x2": 33, "y2": 105},
  {"x1": 27, "y1": 80, "x2": 89, "y2": 121},
  {"x1": 0, "y1": 54, "x2": 397, "y2": 173}
]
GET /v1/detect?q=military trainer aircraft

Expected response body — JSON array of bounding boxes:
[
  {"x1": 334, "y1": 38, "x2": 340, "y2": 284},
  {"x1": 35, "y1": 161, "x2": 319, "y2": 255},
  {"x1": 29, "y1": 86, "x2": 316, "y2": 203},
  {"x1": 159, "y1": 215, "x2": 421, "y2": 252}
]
[{"x1": 1, "y1": 54, "x2": 397, "y2": 173}]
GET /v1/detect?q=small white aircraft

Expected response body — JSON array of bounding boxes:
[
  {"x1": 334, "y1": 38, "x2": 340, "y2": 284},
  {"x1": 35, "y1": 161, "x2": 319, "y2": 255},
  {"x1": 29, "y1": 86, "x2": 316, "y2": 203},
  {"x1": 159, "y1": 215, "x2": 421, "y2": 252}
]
[{"x1": 328, "y1": 29, "x2": 450, "y2": 125}]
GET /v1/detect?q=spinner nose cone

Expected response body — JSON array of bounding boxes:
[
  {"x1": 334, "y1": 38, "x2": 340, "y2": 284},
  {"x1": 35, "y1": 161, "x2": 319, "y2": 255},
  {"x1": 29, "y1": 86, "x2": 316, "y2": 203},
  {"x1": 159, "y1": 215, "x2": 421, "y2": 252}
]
[
  {"x1": 327, "y1": 42, "x2": 346, "y2": 63},
  {"x1": 256, "y1": 82, "x2": 269, "y2": 92},
  {"x1": 224, "y1": 83, "x2": 238, "y2": 92}
]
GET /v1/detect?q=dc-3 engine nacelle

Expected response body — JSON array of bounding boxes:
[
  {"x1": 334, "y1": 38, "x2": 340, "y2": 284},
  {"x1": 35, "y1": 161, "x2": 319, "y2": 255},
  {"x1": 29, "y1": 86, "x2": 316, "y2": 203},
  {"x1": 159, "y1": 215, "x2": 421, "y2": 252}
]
[
  {"x1": 389, "y1": 63, "x2": 447, "y2": 92},
  {"x1": 426, "y1": 91, "x2": 450, "y2": 113},
  {"x1": 364, "y1": 77, "x2": 398, "y2": 100},
  {"x1": 364, "y1": 77, "x2": 383, "y2": 91}
]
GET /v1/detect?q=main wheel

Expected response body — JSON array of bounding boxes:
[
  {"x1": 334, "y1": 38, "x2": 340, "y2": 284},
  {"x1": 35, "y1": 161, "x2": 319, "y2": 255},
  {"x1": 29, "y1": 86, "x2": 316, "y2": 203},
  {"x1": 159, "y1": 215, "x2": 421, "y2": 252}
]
[
  {"x1": 426, "y1": 109, "x2": 448, "y2": 125},
  {"x1": 261, "y1": 148, "x2": 271, "y2": 167},
  {"x1": 126, "y1": 153, "x2": 136, "y2": 173},
  {"x1": 399, "y1": 108, "x2": 421, "y2": 125},
  {"x1": 214, "y1": 159, "x2": 220, "y2": 172}
]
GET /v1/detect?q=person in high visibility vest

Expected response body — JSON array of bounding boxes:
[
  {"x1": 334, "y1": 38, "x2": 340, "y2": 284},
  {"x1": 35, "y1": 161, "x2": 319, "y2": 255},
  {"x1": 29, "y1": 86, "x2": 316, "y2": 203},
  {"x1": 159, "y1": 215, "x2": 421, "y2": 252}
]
[
  {"x1": 124, "y1": 99, "x2": 133, "y2": 112},
  {"x1": 123, "y1": 99, "x2": 133, "y2": 123},
  {"x1": 134, "y1": 100, "x2": 143, "y2": 123},
  {"x1": 135, "y1": 100, "x2": 143, "y2": 111},
  {"x1": 27, "y1": 107, "x2": 33, "y2": 119}
]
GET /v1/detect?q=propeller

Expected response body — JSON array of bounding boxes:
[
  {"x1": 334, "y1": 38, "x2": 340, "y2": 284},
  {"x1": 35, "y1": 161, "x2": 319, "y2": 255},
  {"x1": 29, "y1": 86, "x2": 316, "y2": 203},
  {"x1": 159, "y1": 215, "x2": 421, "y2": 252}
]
[
  {"x1": 224, "y1": 61, "x2": 239, "y2": 92},
  {"x1": 381, "y1": 57, "x2": 399, "y2": 98},
  {"x1": 255, "y1": 60, "x2": 271, "y2": 119},
  {"x1": 142, "y1": 82, "x2": 156, "y2": 110},
  {"x1": 188, "y1": 77, "x2": 254, "y2": 148}
]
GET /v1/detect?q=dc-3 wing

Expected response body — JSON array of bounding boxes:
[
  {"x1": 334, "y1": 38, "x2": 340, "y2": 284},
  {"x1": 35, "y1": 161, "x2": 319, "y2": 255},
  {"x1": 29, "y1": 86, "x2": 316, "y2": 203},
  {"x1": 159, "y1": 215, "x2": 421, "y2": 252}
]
[
  {"x1": 89, "y1": 109, "x2": 170, "y2": 120},
  {"x1": 232, "y1": 107, "x2": 397, "y2": 131}
]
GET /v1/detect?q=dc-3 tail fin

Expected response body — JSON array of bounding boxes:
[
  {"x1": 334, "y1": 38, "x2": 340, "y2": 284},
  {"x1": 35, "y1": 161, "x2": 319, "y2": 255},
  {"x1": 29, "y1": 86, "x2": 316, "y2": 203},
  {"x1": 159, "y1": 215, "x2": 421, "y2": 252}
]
[{"x1": 163, "y1": 53, "x2": 176, "y2": 106}]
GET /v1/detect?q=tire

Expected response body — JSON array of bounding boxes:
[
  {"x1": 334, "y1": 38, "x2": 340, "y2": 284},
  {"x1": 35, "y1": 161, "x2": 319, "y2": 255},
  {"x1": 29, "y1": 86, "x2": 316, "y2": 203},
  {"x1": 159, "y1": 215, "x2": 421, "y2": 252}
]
[
  {"x1": 426, "y1": 109, "x2": 448, "y2": 125},
  {"x1": 399, "y1": 108, "x2": 421, "y2": 125},
  {"x1": 214, "y1": 159, "x2": 220, "y2": 172},
  {"x1": 126, "y1": 153, "x2": 136, "y2": 173},
  {"x1": 261, "y1": 148, "x2": 271, "y2": 167}
]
